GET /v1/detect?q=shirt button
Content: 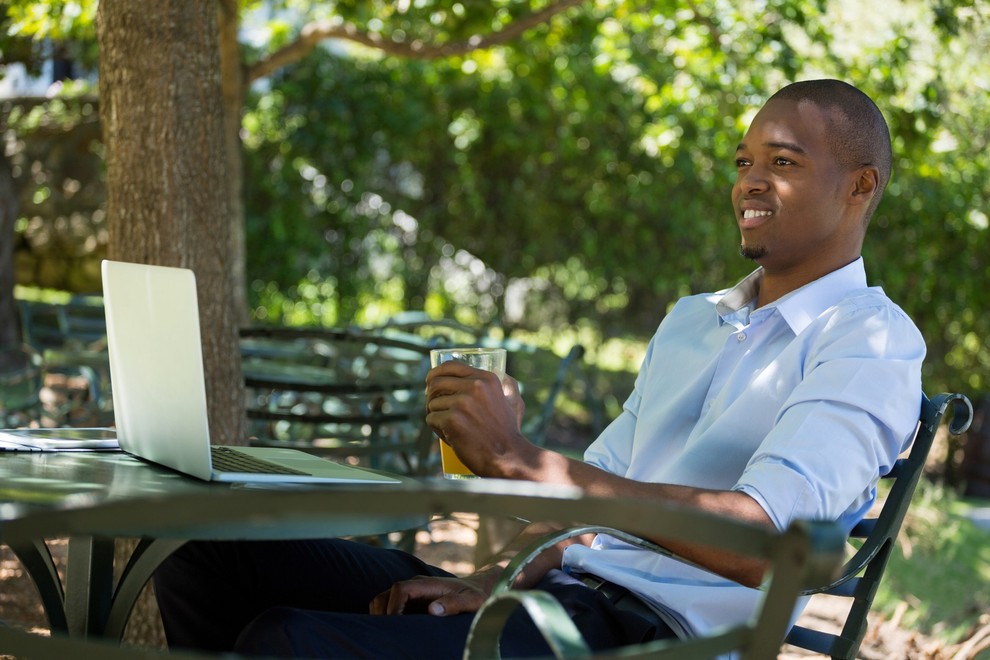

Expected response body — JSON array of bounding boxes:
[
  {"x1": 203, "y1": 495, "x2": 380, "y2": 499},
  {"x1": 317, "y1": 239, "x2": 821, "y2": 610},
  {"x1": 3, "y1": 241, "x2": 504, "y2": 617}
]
[{"x1": 737, "y1": 332, "x2": 747, "y2": 342}]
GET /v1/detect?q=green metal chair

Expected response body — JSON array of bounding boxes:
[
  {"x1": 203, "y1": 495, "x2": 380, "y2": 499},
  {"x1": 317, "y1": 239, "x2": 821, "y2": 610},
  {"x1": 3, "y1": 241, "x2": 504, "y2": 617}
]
[
  {"x1": 780, "y1": 391, "x2": 973, "y2": 659},
  {"x1": 17, "y1": 295, "x2": 107, "y2": 352},
  {"x1": 367, "y1": 313, "x2": 594, "y2": 448},
  {"x1": 370, "y1": 311, "x2": 486, "y2": 347},
  {"x1": 465, "y1": 522, "x2": 845, "y2": 660},
  {"x1": 0, "y1": 343, "x2": 45, "y2": 427},
  {"x1": 460, "y1": 495, "x2": 846, "y2": 659},
  {"x1": 241, "y1": 325, "x2": 437, "y2": 476},
  {"x1": 16, "y1": 296, "x2": 111, "y2": 422},
  {"x1": 502, "y1": 341, "x2": 588, "y2": 448},
  {"x1": 463, "y1": 392, "x2": 974, "y2": 659}
]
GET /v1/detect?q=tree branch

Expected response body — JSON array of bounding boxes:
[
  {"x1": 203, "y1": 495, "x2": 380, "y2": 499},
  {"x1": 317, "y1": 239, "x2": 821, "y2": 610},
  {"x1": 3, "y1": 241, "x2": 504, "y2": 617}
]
[{"x1": 246, "y1": 0, "x2": 587, "y2": 84}]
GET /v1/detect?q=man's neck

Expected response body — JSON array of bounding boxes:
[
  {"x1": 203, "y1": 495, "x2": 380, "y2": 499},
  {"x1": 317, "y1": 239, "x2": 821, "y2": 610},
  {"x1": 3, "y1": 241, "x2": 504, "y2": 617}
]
[{"x1": 756, "y1": 256, "x2": 860, "y2": 308}]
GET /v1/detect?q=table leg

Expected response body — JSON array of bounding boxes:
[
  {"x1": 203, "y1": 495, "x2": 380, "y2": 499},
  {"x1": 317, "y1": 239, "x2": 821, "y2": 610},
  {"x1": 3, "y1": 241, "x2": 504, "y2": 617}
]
[
  {"x1": 7, "y1": 538, "x2": 68, "y2": 633},
  {"x1": 65, "y1": 536, "x2": 115, "y2": 638},
  {"x1": 104, "y1": 538, "x2": 186, "y2": 640}
]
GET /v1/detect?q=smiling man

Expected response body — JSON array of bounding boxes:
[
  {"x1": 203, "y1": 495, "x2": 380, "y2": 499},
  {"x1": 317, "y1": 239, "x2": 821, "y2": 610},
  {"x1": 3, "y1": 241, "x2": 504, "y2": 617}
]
[
  {"x1": 154, "y1": 80, "x2": 925, "y2": 658},
  {"x1": 733, "y1": 82, "x2": 892, "y2": 307}
]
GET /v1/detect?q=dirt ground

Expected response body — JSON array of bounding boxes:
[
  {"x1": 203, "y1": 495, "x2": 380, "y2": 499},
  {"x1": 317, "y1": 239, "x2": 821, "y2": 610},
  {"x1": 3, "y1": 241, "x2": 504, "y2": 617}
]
[{"x1": 2, "y1": 515, "x2": 988, "y2": 658}]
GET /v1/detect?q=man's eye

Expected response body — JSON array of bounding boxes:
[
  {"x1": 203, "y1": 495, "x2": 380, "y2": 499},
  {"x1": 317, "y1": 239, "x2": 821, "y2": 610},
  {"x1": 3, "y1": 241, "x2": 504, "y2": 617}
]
[
  {"x1": 735, "y1": 159, "x2": 750, "y2": 168},
  {"x1": 774, "y1": 157, "x2": 793, "y2": 166}
]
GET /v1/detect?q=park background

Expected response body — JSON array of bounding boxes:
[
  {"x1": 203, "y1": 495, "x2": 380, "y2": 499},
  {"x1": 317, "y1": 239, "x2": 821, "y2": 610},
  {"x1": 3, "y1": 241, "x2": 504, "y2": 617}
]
[{"x1": 1, "y1": 0, "x2": 989, "y2": 656}]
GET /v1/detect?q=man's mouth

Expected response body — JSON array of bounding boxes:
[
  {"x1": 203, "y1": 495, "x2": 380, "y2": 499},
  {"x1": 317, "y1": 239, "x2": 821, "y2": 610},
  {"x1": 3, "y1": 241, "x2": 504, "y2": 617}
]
[{"x1": 740, "y1": 209, "x2": 773, "y2": 229}]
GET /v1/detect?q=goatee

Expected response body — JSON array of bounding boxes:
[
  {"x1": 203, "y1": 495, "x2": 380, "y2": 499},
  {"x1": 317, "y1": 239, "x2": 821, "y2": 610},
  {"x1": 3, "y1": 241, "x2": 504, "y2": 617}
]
[{"x1": 739, "y1": 245, "x2": 767, "y2": 261}]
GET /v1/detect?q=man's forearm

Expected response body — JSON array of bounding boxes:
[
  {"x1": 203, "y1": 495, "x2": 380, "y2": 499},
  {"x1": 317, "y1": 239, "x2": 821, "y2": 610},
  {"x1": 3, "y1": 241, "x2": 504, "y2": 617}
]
[{"x1": 496, "y1": 447, "x2": 776, "y2": 588}]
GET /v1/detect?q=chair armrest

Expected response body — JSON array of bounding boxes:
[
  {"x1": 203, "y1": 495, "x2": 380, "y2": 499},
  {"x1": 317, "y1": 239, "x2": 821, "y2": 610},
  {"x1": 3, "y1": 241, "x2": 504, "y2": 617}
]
[
  {"x1": 489, "y1": 525, "x2": 673, "y2": 598},
  {"x1": 466, "y1": 588, "x2": 757, "y2": 659},
  {"x1": 466, "y1": 590, "x2": 591, "y2": 659},
  {"x1": 466, "y1": 511, "x2": 845, "y2": 659}
]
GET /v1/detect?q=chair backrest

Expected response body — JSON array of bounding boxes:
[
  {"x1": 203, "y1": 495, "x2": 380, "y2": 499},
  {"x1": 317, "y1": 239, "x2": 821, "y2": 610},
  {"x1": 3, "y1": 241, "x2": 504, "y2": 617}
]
[
  {"x1": 370, "y1": 311, "x2": 485, "y2": 346},
  {"x1": 18, "y1": 296, "x2": 107, "y2": 351},
  {"x1": 784, "y1": 391, "x2": 974, "y2": 659},
  {"x1": 240, "y1": 326, "x2": 436, "y2": 475},
  {"x1": 495, "y1": 340, "x2": 587, "y2": 447},
  {"x1": 369, "y1": 315, "x2": 593, "y2": 446},
  {"x1": 0, "y1": 344, "x2": 44, "y2": 427}
]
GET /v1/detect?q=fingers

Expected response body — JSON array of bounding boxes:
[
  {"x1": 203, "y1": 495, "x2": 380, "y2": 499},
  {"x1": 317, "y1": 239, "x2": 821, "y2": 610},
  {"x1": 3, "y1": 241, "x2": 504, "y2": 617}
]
[
  {"x1": 501, "y1": 375, "x2": 520, "y2": 398},
  {"x1": 368, "y1": 576, "x2": 450, "y2": 615},
  {"x1": 368, "y1": 584, "x2": 392, "y2": 615},
  {"x1": 369, "y1": 580, "x2": 418, "y2": 615},
  {"x1": 424, "y1": 588, "x2": 487, "y2": 617},
  {"x1": 502, "y1": 376, "x2": 525, "y2": 428},
  {"x1": 425, "y1": 361, "x2": 501, "y2": 400},
  {"x1": 424, "y1": 364, "x2": 503, "y2": 437},
  {"x1": 368, "y1": 577, "x2": 487, "y2": 617}
]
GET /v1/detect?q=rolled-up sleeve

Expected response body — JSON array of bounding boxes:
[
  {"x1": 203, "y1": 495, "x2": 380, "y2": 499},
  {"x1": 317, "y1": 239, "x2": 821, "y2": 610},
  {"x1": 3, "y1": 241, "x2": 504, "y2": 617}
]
[
  {"x1": 583, "y1": 358, "x2": 648, "y2": 475},
  {"x1": 734, "y1": 301, "x2": 925, "y2": 531}
]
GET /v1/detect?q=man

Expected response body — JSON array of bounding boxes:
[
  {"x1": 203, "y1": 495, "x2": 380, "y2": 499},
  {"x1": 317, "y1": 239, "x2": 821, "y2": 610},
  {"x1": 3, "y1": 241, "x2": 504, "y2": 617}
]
[{"x1": 154, "y1": 79, "x2": 924, "y2": 657}]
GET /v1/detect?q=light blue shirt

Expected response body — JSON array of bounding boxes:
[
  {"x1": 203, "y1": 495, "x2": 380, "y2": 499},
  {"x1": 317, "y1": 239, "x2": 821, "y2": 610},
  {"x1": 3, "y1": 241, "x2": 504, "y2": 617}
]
[{"x1": 561, "y1": 258, "x2": 925, "y2": 638}]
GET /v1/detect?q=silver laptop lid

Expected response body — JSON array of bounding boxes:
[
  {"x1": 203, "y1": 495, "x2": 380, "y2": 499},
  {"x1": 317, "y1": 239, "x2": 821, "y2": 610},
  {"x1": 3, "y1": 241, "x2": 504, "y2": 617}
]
[{"x1": 102, "y1": 260, "x2": 214, "y2": 480}]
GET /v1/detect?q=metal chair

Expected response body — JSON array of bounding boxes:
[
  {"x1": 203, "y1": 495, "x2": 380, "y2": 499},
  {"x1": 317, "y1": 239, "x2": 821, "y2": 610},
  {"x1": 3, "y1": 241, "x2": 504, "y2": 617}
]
[
  {"x1": 367, "y1": 314, "x2": 594, "y2": 448},
  {"x1": 370, "y1": 311, "x2": 485, "y2": 347},
  {"x1": 16, "y1": 296, "x2": 111, "y2": 423},
  {"x1": 499, "y1": 341, "x2": 588, "y2": 448},
  {"x1": 0, "y1": 343, "x2": 45, "y2": 427},
  {"x1": 781, "y1": 391, "x2": 973, "y2": 659},
  {"x1": 463, "y1": 392, "x2": 974, "y2": 659},
  {"x1": 457, "y1": 488, "x2": 847, "y2": 659},
  {"x1": 241, "y1": 326, "x2": 437, "y2": 476},
  {"x1": 17, "y1": 295, "x2": 107, "y2": 352}
]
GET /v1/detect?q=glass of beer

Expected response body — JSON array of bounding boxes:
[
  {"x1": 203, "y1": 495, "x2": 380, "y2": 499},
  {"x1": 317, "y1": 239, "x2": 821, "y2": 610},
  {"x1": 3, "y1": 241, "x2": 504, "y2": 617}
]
[{"x1": 429, "y1": 347, "x2": 507, "y2": 479}]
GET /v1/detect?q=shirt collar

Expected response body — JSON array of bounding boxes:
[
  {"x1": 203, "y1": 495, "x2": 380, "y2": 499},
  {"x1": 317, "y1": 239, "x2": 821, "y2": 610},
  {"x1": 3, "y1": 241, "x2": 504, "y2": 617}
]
[{"x1": 716, "y1": 258, "x2": 869, "y2": 334}]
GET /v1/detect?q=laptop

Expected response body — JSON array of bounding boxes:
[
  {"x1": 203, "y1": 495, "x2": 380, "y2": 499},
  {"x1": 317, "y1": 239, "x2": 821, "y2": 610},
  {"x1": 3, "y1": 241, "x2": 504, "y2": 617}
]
[{"x1": 101, "y1": 259, "x2": 399, "y2": 485}]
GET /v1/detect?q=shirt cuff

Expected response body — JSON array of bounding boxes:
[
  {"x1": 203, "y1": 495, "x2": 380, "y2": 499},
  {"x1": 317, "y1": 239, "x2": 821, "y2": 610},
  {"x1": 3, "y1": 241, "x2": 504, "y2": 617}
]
[{"x1": 733, "y1": 461, "x2": 817, "y2": 531}]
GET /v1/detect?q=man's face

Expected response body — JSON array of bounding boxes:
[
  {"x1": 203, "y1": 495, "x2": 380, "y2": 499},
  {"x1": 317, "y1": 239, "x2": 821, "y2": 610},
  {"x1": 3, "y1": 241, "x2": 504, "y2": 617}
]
[{"x1": 731, "y1": 98, "x2": 862, "y2": 277}]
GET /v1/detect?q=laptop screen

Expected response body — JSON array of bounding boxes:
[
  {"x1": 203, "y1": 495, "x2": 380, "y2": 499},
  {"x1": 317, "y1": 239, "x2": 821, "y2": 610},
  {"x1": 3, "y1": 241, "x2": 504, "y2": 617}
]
[{"x1": 102, "y1": 260, "x2": 215, "y2": 480}]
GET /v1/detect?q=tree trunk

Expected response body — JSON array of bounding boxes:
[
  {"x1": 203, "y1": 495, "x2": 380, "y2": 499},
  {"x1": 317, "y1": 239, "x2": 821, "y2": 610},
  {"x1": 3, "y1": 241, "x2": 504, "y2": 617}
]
[
  {"x1": 218, "y1": 1, "x2": 249, "y2": 325},
  {"x1": 97, "y1": 0, "x2": 245, "y2": 445},
  {"x1": 0, "y1": 150, "x2": 20, "y2": 349}
]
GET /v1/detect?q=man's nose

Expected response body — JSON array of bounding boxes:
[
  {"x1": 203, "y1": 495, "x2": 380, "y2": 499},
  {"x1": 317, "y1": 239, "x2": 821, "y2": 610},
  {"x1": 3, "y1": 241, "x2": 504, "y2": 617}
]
[{"x1": 737, "y1": 165, "x2": 770, "y2": 194}]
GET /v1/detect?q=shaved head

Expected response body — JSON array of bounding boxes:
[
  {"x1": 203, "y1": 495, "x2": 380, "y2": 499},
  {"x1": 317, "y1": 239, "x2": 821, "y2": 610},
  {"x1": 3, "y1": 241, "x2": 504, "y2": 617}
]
[{"x1": 768, "y1": 80, "x2": 892, "y2": 221}]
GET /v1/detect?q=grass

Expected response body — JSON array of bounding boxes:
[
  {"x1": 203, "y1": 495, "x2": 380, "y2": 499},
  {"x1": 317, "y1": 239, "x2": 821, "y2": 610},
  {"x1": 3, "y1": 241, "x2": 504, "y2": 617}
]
[{"x1": 874, "y1": 478, "x2": 990, "y2": 654}]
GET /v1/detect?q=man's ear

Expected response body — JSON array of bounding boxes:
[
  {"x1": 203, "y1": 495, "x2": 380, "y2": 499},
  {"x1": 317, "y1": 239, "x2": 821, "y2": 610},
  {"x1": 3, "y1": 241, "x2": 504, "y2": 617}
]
[{"x1": 849, "y1": 166, "x2": 879, "y2": 205}]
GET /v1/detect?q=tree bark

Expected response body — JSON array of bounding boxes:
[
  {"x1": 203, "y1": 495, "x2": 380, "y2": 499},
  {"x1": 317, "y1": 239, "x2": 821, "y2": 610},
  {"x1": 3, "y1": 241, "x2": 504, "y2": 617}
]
[
  {"x1": 97, "y1": 0, "x2": 245, "y2": 444},
  {"x1": 218, "y1": 0, "x2": 249, "y2": 326}
]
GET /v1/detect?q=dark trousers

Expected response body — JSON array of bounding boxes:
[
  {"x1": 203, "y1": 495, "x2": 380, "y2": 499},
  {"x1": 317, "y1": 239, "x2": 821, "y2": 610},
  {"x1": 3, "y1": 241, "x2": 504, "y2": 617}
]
[{"x1": 153, "y1": 538, "x2": 671, "y2": 658}]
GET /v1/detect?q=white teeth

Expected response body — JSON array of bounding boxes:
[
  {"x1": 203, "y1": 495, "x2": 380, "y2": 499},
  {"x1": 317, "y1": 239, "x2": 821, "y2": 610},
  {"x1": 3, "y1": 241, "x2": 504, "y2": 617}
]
[{"x1": 743, "y1": 210, "x2": 772, "y2": 219}]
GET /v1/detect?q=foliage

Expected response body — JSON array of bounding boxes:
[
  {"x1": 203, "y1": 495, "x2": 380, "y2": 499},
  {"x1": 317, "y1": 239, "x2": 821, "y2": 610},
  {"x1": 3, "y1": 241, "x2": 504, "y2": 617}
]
[
  {"x1": 2, "y1": 90, "x2": 105, "y2": 293},
  {"x1": 242, "y1": 0, "x2": 990, "y2": 396},
  {"x1": 0, "y1": 0, "x2": 99, "y2": 75},
  {"x1": 4, "y1": 0, "x2": 989, "y2": 398},
  {"x1": 876, "y1": 478, "x2": 990, "y2": 646},
  {"x1": 244, "y1": 0, "x2": 826, "y2": 333}
]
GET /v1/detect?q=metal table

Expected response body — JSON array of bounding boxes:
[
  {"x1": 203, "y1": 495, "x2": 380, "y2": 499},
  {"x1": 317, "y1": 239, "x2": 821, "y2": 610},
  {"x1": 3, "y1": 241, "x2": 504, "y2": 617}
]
[
  {"x1": 0, "y1": 451, "x2": 423, "y2": 640},
  {"x1": 0, "y1": 455, "x2": 847, "y2": 660}
]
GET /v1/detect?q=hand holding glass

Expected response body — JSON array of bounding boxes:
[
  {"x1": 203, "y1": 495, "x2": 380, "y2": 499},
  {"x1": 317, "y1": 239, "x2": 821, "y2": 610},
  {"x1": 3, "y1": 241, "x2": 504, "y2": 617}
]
[{"x1": 429, "y1": 347, "x2": 507, "y2": 479}]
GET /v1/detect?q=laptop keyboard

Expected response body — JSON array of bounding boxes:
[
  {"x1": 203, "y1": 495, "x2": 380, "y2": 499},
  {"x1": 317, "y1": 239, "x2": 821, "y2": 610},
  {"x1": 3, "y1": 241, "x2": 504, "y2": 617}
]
[{"x1": 210, "y1": 445, "x2": 308, "y2": 475}]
